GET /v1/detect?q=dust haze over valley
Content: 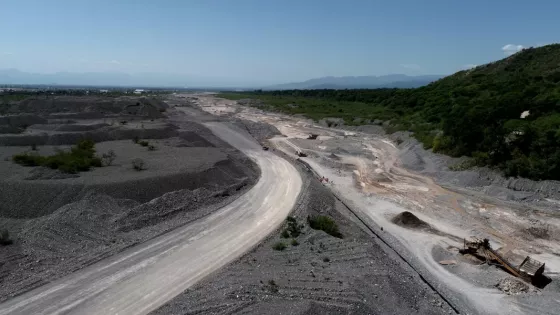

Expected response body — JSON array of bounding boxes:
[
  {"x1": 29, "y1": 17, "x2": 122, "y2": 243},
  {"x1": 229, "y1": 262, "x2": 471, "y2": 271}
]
[{"x1": 2, "y1": 1, "x2": 560, "y2": 315}]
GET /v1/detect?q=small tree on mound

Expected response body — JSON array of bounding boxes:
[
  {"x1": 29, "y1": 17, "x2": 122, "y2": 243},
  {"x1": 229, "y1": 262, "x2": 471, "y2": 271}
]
[
  {"x1": 132, "y1": 158, "x2": 145, "y2": 171},
  {"x1": 101, "y1": 150, "x2": 117, "y2": 166},
  {"x1": 272, "y1": 242, "x2": 287, "y2": 251}
]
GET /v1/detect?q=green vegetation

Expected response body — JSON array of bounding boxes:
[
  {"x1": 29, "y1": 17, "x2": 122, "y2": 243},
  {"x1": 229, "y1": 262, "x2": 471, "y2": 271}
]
[
  {"x1": 219, "y1": 44, "x2": 560, "y2": 180},
  {"x1": 132, "y1": 158, "x2": 145, "y2": 171},
  {"x1": 138, "y1": 140, "x2": 150, "y2": 147},
  {"x1": 281, "y1": 216, "x2": 302, "y2": 238},
  {"x1": 308, "y1": 215, "x2": 342, "y2": 238},
  {"x1": 272, "y1": 242, "x2": 287, "y2": 251},
  {"x1": 267, "y1": 280, "x2": 279, "y2": 293},
  {"x1": 0, "y1": 229, "x2": 12, "y2": 246},
  {"x1": 13, "y1": 139, "x2": 102, "y2": 174},
  {"x1": 291, "y1": 238, "x2": 299, "y2": 246}
]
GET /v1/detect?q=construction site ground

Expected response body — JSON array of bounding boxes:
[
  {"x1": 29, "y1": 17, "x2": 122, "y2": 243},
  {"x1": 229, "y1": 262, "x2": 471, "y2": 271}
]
[{"x1": 187, "y1": 94, "x2": 560, "y2": 315}]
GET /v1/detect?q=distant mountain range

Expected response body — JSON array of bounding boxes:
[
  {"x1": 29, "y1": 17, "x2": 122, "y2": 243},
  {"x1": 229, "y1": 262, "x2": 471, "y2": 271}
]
[
  {"x1": 0, "y1": 69, "x2": 443, "y2": 90},
  {"x1": 263, "y1": 74, "x2": 443, "y2": 90}
]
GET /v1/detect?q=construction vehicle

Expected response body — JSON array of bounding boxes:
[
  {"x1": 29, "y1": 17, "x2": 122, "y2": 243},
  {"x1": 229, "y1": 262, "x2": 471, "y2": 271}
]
[
  {"x1": 296, "y1": 150, "x2": 307, "y2": 157},
  {"x1": 461, "y1": 238, "x2": 546, "y2": 284}
]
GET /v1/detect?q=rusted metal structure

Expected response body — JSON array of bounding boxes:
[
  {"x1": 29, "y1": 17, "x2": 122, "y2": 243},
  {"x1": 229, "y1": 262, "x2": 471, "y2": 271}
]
[
  {"x1": 461, "y1": 238, "x2": 546, "y2": 283},
  {"x1": 519, "y1": 256, "x2": 546, "y2": 281}
]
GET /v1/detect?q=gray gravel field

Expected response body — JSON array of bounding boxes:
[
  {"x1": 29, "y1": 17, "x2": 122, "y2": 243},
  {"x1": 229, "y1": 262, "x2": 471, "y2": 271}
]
[{"x1": 0, "y1": 101, "x2": 261, "y2": 303}]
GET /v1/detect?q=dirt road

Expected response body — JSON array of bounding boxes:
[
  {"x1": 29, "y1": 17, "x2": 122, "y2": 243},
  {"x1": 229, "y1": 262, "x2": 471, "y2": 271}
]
[{"x1": 0, "y1": 122, "x2": 302, "y2": 315}]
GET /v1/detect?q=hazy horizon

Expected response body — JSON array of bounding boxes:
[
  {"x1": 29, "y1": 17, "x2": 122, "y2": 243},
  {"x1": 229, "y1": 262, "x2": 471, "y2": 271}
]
[{"x1": 0, "y1": 68, "x2": 446, "y2": 88}]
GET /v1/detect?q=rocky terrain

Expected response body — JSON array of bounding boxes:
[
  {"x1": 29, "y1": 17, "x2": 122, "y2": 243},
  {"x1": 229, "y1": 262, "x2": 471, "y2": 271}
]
[
  {"x1": 152, "y1": 151, "x2": 454, "y2": 315},
  {"x1": 193, "y1": 94, "x2": 560, "y2": 315},
  {"x1": 0, "y1": 95, "x2": 259, "y2": 302}
]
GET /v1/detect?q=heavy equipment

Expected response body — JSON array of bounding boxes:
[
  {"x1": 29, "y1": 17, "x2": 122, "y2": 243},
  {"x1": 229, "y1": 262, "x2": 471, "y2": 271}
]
[{"x1": 461, "y1": 238, "x2": 545, "y2": 283}]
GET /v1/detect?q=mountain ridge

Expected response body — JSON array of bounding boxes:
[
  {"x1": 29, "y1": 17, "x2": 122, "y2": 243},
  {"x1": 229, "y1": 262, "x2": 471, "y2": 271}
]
[{"x1": 263, "y1": 74, "x2": 443, "y2": 90}]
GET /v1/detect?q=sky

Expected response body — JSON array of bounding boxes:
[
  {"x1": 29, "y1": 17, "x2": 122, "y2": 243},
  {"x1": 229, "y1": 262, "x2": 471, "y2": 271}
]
[{"x1": 0, "y1": 0, "x2": 558, "y2": 86}]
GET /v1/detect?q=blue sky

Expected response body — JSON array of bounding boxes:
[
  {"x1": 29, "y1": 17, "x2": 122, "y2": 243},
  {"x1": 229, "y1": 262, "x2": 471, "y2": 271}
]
[{"x1": 0, "y1": 0, "x2": 558, "y2": 85}]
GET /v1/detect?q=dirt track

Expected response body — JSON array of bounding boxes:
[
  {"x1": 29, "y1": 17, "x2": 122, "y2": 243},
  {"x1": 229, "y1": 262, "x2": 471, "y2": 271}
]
[{"x1": 0, "y1": 120, "x2": 302, "y2": 315}]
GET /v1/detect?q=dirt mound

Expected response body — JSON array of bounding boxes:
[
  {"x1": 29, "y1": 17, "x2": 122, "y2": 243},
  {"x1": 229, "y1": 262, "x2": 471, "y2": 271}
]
[
  {"x1": 0, "y1": 124, "x2": 178, "y2": 146},
  {"x1": 11, "y1": 96, "x2": 167, "y2": 119},
  {"x1": 391, "y1": 211, "x2": 431, "y2": 230},
  {"x1": 233, "y1": 119, "x2": 281, "y2": 142},
  {"x1": 0, "y1": 126, "x2": 22, "y2": 134},
  {"x1": 29, "y1": 123, "x2": 110, "y2": 132},
  {"x1": 0, "y1": 114, "x2": 46, "y2": 128}
]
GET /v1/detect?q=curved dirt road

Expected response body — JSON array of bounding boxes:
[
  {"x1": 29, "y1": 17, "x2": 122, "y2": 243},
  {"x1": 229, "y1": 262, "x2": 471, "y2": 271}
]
[{"x1": 0, "y1": 122, "x2": 302, "y2": 315}]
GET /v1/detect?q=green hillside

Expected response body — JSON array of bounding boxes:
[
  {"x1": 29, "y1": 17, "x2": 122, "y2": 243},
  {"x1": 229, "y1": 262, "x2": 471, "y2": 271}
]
[{"x1": 219, "y1": 44, "x2": 560, "y2": 180}]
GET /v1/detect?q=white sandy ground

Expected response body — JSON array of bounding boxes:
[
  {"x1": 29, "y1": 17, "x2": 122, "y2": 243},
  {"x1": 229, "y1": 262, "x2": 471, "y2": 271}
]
[
  {"x1": 0, "y1": 120, "x2": 302, "y2": 315},
  {"x1": 194, "y1": 95, "x2": 560, "y2": 315}
]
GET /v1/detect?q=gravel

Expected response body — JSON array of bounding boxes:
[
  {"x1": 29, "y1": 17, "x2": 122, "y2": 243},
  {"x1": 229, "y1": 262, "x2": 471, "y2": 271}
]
[
  {"x1": 151, "y1": 150, "x2": 454, "y2": 315},
  {"x1": 0, "y1": 102, "x2": 261, "y2": 301}
]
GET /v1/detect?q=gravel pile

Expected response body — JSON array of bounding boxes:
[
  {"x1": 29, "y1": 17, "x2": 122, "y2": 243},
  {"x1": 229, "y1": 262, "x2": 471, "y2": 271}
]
[
  {"x1": 29, "y1": 123, "x2": 110, "y2": 132},
  {"x1": 496, "y1": 278, "x2": 531, "y2": 295},
  {"x1": 232, "y1": 118, "x2": 281, "y2": 143},
  {"x1": 0, "y1": 114, "x2": 46, "y2": 128},
  {"x1": 0, "y1": 123, "x2": 179, "y2": 146},
  {"x1": 0, "y1": 177, "x2": 257, "y2": 302},
  {"x1": 391, "y1": 211, "x2": 431, "y2": 230}
]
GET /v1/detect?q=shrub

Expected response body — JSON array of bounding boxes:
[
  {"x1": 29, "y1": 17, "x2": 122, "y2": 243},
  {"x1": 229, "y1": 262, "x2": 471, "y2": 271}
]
[
  {"x1": 267, "y1": 279, "x2": 279, "y2": 293},
  {"x1": 308, "y1": 215, "x2": 342, "y2": 238},
  {"x1": 31, "y1": 144, "x2": 37, "y2": 151},
  {"x1": 133, "y1": 136, "x2": 140, "y2": 144},
  {"x1": 0, "y1": 229, "x2": 12, "y2": 245},
  {"x1": 132, "y1": 158, "x2": 145, "y2": 171},
  {"x1": 272, "y1": 242, "x2": 287, "y2": 251},
  {"x1": 13, "y1": 152, "x2": 44, "y2": 166},
  {"x1": 282, "y1": 216, "x2": 302, "y2": 238},
  {"x1": 12, "y1": 139, "x2": 104, "y2": 173},
  {"x1": 101, "y1": 150, "x2": 117, "y2": 166},
  {"x1": 291, "y1": 239, "x2": 299, "y2": 246},
  {"x1": 147, "y1": 144, "x2": 156, "y2": 151},
  {"x1": 139, "y1": 140, "x2": 149, "y2": 147},
  {"x1": 323, "y1": 257, "x2": 330, "y2": 262}
]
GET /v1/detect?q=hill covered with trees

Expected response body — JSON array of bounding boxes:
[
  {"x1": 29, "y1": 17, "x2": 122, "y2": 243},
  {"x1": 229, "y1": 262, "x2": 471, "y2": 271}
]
[{"x1": 220, "y1": 44, "x2": 560, "y2": 180}]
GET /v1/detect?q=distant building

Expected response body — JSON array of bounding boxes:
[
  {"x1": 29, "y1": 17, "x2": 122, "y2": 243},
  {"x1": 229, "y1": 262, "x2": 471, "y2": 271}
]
[
  {"x1": 133, "y1": 89, "x2": 145, "y2": 95},
  {"x1": 99, "y1": 89, "x2": 109, "y2": 93}
]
